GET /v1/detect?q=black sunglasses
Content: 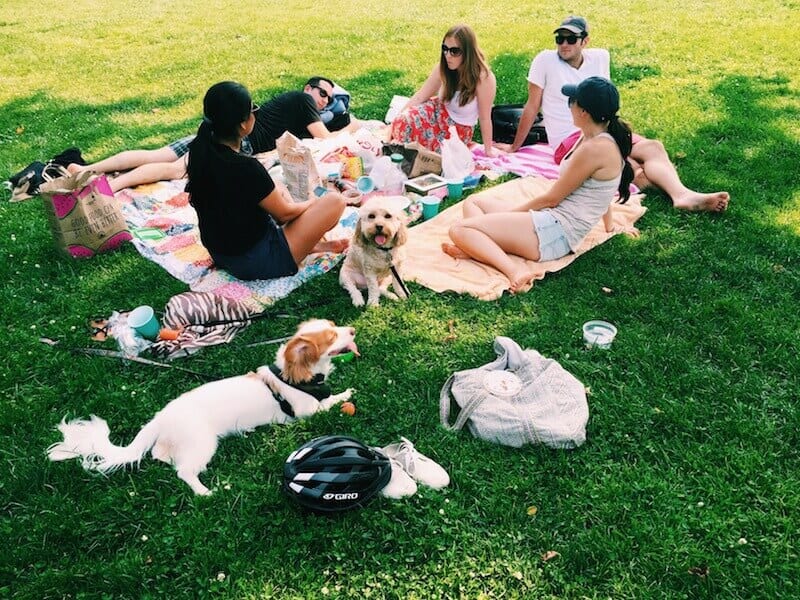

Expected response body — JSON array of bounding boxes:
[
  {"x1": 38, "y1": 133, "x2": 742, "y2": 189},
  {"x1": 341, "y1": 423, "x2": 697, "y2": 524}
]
[
  {"x1": 441, "y1": 44, "x2": 463, "y2": 57},
  {"x1": 310, "y1": 84, "x2": 331, "y2": 101},
  {"x1": 555, "y1": 34, "x2": 585, "y2": 45}
]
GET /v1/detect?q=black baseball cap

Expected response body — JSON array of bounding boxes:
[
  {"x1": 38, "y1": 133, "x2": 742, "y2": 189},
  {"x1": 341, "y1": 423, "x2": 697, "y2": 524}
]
[
  {"x1": 561, "y1": 76, "x2": 620, "y2": 122},
  {"x1": 554, "y1": 15, "x2": 588, "y2": 35}
]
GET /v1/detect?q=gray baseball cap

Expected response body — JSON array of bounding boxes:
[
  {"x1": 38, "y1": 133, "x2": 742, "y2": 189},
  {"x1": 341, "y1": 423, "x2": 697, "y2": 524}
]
[{"x1": 554, "y1": 15, "x2": 588, "y2": 35}]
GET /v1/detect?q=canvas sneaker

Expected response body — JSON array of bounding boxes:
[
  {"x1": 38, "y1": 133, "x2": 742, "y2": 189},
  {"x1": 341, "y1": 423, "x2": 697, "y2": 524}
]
[
  {"x1": 382, "y1": 437, "x2": 450, "y2": 489},
  {"x1": 378, "y1": 455, "x2": 417, "y2": 499}
]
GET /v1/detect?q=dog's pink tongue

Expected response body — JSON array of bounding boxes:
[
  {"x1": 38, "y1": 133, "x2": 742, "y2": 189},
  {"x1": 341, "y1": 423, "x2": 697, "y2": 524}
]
[
  {"x1": 348, "y1": 341, "x2": 360, "y2": 356},
  {"x1": 374, "y1": 234, "x2": 388, "y2": 246}
]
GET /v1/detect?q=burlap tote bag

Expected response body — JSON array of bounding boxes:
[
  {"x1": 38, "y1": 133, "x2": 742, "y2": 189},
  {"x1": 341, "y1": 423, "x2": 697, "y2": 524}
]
[
  {"x1": 440, "y1": 336, "x2": 588, "y2": 449},
  {"x1": 39, "y1": 167, "x2": 131, "y2": 258}
]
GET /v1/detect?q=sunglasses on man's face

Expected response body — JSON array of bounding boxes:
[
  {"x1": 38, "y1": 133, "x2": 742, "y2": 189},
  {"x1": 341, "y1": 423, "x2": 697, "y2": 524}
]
[
  {"x1": 310, "y1": 84, "x2": 332, "y2": 101},
  {"x1": 555, "y1": 34, "x2": 584, "y2": 45},
  {"x1": 441, "y1": 44, "x2": 463, "y2": 57}
]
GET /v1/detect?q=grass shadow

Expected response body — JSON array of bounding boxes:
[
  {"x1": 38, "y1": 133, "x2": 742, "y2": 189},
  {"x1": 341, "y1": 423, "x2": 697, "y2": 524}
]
[{"x1": 0, "y1": 90, "x2": 198, "y2": 175}]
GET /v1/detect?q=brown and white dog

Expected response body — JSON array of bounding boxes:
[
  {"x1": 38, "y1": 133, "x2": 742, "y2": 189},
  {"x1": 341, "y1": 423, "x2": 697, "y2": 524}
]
[
  {"x1": 47, "y1": 319, "x2": 358, "y2": 495},
  {"x1": 339, "y1": 196, "x2": 409, "y2": 307}
]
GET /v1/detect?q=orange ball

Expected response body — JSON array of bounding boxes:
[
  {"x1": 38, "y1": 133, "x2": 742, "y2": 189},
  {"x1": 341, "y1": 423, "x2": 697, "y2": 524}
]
[{"x1": 340, "y1": 401, "x2": 356, "y2": 416}]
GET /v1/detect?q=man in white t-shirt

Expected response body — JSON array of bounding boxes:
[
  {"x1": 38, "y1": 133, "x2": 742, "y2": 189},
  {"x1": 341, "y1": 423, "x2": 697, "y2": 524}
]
[{"x1": 500, "y1": 16, "x2": 728, "y2": 212}]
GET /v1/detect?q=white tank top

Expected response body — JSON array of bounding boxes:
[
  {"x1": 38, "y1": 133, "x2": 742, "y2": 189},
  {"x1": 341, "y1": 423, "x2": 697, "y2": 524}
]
[
  {"x1": 547, "y1": 132, "x2": 621, "y2": 251},
  {"x1": 444, "y1": 91, "x2": 479, "y2": 126}
]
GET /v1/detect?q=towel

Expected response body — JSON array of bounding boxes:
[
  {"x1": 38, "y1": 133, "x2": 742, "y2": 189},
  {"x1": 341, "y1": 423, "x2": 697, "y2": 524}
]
[{"x1": 399, "y1": 176, "x2": 646, "y2": 300}]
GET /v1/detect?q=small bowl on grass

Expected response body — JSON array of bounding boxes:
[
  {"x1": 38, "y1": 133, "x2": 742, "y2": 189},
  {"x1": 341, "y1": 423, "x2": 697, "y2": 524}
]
[{"x1": 582, "y1": 320, "x2": 617, "y2": 350}]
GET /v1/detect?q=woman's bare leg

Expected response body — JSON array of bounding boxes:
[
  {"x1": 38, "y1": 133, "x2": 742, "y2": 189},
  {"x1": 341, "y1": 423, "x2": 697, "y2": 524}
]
[
  {"x1": 106, "y1": 158, "x2": 188, "y2": 192},
  {"x1": 461, "y1": 192, "x2": 535, "y2": 218},
  {"x1": 283, "y1": 192, "x2": 349, "y2": 263},
  {"x1": 70, "y1": 147, "x2": 180, "y2": 175},
  {"x1": 445, "y1": 212, "x2": 540, "y2": 293}
]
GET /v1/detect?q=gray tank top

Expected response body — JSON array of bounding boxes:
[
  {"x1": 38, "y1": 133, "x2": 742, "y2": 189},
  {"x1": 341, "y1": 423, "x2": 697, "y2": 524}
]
[{"x1": 545, "y1": 133, "x2": 621, "y2": 251}]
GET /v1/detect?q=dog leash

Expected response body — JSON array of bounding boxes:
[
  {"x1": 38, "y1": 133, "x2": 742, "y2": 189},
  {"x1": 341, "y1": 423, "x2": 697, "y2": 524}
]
[
  {"x1": 70, "y1": 347, "x2": 214, "y2": 379},
  {"x1": 390, "y1": 264, "x2": 410, "y2": 299}
]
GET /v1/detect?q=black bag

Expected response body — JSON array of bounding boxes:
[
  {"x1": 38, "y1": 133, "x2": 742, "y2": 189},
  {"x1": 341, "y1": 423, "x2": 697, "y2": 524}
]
[{"x1": 491, "y1": 104, "x2": 548, "y2": 146}]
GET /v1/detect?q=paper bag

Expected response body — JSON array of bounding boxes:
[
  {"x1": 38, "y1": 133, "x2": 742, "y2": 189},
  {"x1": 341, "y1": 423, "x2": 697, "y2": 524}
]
[
  {"x1": 39, "y1": 170, "x2": 132, "y2": 258},
  {"x1": 382, "y1": 142, "x2": 442, "y2": 178},
  {"x1": 275, "y1": 131, "x2": 322, "y2": 202}
]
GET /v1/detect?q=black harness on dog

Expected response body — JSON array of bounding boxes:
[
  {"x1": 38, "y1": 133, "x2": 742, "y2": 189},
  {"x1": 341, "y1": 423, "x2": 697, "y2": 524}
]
[{"x1": 267, "y1": 364, "x2": 332, "y2": 418}]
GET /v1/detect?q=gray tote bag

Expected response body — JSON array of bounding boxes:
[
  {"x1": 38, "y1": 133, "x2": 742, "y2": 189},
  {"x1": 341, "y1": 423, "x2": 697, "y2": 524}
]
[{"x1": 440, "y1": 337, "x2": 588, "y2": 449}]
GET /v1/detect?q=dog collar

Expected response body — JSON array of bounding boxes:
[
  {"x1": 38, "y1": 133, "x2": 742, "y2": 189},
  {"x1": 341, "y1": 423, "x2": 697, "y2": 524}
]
[{"x1": 268, "y1": 364, "x2": 331, "y2": 401}]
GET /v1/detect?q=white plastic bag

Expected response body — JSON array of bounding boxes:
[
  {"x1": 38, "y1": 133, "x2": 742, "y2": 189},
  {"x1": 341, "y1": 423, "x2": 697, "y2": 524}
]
[
  {"x1": 384, "y1": 95, "x2": 410, "y2": 124},
  {"x1": 441, "y1": 126, "x2": 474, "y2": 180},
  {"x1": 368, "y1": 156, "x2": 394, "y2": 190}
]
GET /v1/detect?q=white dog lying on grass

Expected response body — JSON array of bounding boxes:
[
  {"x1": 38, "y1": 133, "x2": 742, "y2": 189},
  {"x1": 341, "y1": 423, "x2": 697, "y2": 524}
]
[{"x1": 47, "y1": 319, "x2": 358, "y2": 495}]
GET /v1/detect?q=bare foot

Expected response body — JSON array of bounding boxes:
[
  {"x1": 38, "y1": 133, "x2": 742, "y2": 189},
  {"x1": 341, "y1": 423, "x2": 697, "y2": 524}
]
[
  {"x1": 312, "y1": 239, "x2": 349, "y2": 254},
  {"x1": 673, "y1": 191, "x2": 729, "y2": 212},
  {"x1": 441, "y1": 242, "x2": 471, "y2": 259},
  {"x1": 508, "y1": 269, "x2": 534, "y2": 294}
]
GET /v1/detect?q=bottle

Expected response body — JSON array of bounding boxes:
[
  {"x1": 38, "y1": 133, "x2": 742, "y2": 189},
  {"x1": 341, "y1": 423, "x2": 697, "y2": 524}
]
[{"x1": 383, "y1": 153, "x2": 408, "y2": 196}]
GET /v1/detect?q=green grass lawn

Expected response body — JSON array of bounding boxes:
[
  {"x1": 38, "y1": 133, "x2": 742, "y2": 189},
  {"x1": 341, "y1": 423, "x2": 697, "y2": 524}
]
[{"x1": 1, "y1": 0, "x2": 799, "y2": 597}]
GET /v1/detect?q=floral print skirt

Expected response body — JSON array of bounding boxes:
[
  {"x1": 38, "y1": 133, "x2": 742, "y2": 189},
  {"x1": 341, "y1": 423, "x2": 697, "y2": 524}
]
[{"x1": 389, "y1": 97, "x2": 474, "y2": 152}]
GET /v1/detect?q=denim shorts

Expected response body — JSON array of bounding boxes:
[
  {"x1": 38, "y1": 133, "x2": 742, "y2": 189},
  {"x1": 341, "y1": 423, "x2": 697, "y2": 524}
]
[
  {"x1": 210, "y1": 224, "x2": 298, "y2": 281},
  {"x1": 529, "y1": 210, "x2": 571, "y2": 262}
]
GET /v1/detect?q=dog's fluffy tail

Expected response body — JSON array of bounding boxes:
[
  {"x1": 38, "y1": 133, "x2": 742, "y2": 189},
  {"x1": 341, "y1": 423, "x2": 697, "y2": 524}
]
[{"x1": 47, "y1": 415, "x2": 160, "y2": 474}]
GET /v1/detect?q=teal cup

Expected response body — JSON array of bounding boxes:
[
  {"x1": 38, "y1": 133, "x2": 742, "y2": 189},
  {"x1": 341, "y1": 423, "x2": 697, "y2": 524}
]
[
  {"x1": 446, "y1": 179, "x2": 464, "y2": 200},
  {"x1": 420, "y1": 195, "x2": 442, "y2": 220},
  {"x1": 128, "y1": 305, "x2": 160, "y2": 340}
]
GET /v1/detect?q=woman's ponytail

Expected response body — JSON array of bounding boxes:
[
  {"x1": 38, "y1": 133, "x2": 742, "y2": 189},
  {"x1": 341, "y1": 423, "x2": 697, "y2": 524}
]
[
  {"x1": 608, "y1": 115, "x2": 634, "y2": 203},
  {"x1": 185, "y1": 119, "x2": 215, "y2": 194}
]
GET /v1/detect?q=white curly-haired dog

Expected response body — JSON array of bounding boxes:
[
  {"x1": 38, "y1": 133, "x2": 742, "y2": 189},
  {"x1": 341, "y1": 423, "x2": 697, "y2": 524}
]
[
  {"x1": 47, "y1": 319, "x2": 358, "y2": 496},
  {"x1": 339, "y1": 196, "x2": 410, "y2": 307}
]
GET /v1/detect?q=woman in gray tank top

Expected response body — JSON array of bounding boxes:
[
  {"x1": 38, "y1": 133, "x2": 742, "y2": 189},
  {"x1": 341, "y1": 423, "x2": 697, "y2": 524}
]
[{"x1": 443, "y1": 77, "x2": 635, "y2": 293}]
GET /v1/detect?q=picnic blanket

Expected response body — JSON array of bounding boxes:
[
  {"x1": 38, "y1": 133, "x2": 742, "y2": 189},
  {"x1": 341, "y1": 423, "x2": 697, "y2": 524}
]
[
  {"x1": 117, "y1": 179, "x2": 357, "y2": 313},
  {"x1": 399, "y1": 175, "x2": 647, "y2": 300},
  {"x1": 472, "y1": 144, "x2": 561, "y2": 179}
]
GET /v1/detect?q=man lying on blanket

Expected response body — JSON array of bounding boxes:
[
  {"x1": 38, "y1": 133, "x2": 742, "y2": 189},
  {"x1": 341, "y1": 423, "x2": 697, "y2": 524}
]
[{"x1": 69, "y1": 77, "x2": 359, "y2": 193}]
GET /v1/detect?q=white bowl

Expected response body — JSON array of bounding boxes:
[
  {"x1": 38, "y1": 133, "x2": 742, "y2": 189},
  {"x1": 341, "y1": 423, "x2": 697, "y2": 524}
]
[{"x1": 582, "y1": 320, "x2": 617, "y2": 349}]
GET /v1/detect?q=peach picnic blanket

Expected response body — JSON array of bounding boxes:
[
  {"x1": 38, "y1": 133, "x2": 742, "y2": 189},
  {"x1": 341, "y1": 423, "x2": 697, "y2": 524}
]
[{"x1": 400, "y1": 175, "x2": 646, "y2": 300}]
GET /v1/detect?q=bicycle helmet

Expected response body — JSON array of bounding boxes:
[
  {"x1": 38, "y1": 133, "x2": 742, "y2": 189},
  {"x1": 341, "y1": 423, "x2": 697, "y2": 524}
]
[{"x1": 283, "y1": 435, "x2": 392, "y2": 513}]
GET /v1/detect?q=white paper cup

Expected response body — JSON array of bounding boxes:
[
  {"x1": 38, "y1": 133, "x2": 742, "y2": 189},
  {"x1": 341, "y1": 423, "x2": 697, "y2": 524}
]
[{"x1": 582, "y1": 320, "x2": 617, "y2": 349}]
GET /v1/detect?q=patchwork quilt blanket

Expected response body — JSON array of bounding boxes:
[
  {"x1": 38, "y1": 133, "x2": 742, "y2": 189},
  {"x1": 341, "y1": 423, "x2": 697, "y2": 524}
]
[{"x1": 118, "y1": 180, "x2": 357, "y2": 312}]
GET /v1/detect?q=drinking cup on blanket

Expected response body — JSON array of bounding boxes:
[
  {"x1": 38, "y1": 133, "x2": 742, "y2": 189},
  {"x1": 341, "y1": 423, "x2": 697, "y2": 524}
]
[
  {"x1": 356, "y1": 175, "x2": 375, "y2": 194},
  {"x1": 446, "y1": 178, "x2": 464, "y2": 200},
  {"x1": 421, "y1": 195, "x2": 442, "y2": 220},
  {"x1": 128, "y1": 305, "x2": 160, "y2": 340},
  {"x1": 582, "y1": 320, "x2": 617, "y2": 350}
]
